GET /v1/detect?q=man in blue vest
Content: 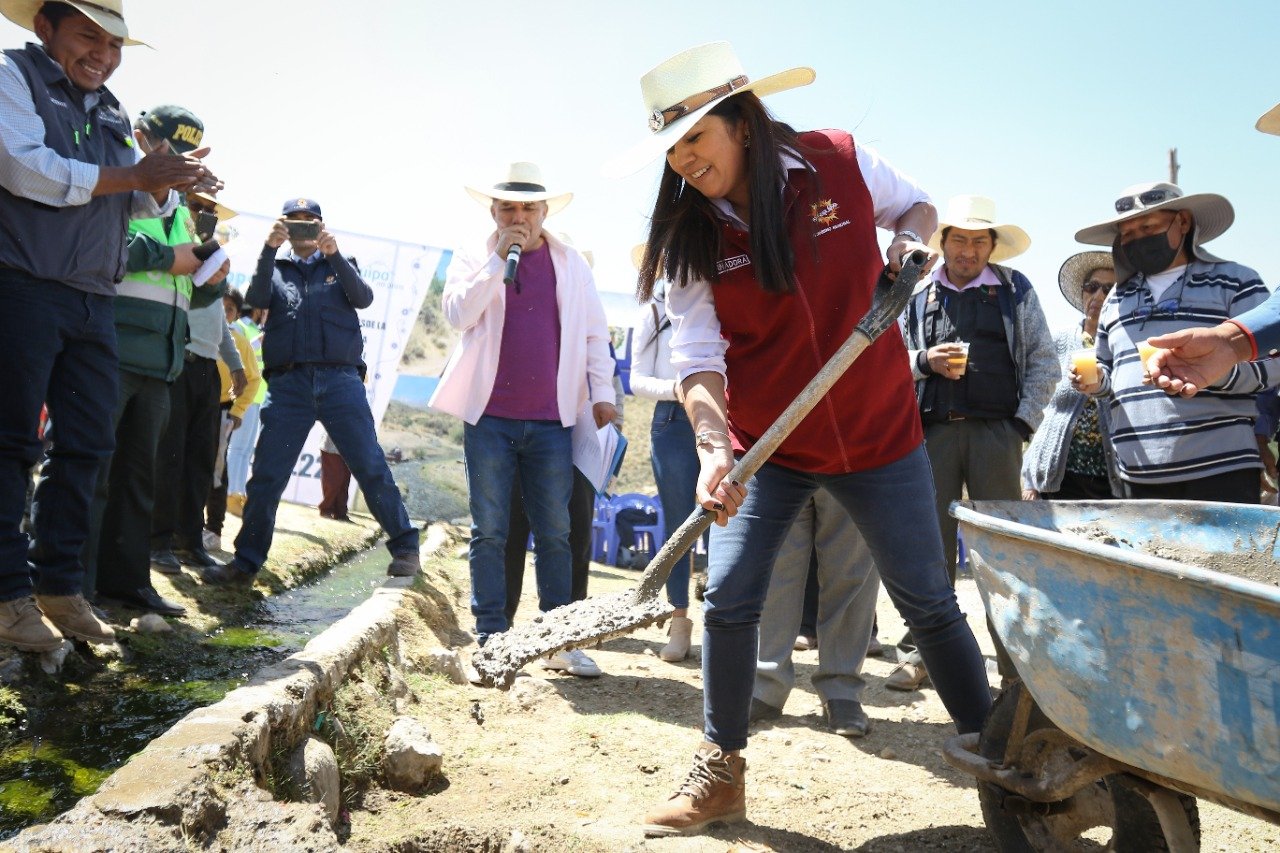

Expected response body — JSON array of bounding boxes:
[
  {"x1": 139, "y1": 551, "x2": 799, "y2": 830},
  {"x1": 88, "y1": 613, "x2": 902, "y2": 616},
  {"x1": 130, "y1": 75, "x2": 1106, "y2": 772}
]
[
  {"x1": 202, "y1": 198, "x2": 421, "y2": 585},
  {"x1": 0, "y1": 0, "x2": 217, "y2": 651}
]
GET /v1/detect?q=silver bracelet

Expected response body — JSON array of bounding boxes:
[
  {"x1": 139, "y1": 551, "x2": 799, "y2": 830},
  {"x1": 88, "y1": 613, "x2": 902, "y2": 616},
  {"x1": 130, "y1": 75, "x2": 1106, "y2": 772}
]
[
  {"x1": 893, "y1": 229, "x2": 923, "y2": 244},
  {"x1": 695, "y1": 429, "x2": 732, "y2": 449}
]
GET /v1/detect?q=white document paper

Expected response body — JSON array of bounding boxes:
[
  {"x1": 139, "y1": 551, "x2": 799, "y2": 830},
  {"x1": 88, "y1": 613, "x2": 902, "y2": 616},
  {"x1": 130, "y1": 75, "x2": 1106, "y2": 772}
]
[
  {"x1": 572, "y1": 408, "x2": 625, "y2": 494},
  {"x1": 193, "y1": 245, "x2": 229, "y2": 287}
]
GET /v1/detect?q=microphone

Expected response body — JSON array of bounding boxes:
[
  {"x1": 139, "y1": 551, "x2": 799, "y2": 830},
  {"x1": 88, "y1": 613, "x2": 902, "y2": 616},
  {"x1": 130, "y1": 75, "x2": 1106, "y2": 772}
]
[{"x1": 503, "y1": 243, "x2": 522, "y2": 286}]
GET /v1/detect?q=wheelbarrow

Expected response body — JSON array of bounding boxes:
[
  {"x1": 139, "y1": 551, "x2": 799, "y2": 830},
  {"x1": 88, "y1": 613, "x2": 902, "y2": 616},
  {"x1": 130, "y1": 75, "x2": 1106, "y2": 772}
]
[{"x1": 942, "y1": 499, "x2": 1280, "y2": 852}]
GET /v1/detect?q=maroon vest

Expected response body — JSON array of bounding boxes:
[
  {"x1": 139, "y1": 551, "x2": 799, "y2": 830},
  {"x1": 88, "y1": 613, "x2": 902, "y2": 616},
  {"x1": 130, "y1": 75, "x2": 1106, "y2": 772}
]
[{"x1": 710, "y1": 129, "x2": 922, "y2": 474}]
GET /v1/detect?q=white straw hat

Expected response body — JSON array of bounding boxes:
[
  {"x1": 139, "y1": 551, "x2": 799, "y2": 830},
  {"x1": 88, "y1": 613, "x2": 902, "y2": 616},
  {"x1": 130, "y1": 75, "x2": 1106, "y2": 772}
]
[
  {"x1": 465, "y1": 161, "x2": 572, "y2": 216},
  {"x1": 1258, "y1": 102, "x2": 1280, "y2": 135},
  {"x1": 1, "y1": 0, "x2": 146, "y2": 46},
  {"x1": 603, "y1": 41, "x2": 814, "y2": 178},
  {"x1": 1058, "y1": 251, "x2": 1113, "y2": 314},
  {"x1": 929, "y1": 195, "x2": 1031, "y2": 263},
  {"x1": 1074, "y1": 181, "x2": 1232, "y2": 263}
]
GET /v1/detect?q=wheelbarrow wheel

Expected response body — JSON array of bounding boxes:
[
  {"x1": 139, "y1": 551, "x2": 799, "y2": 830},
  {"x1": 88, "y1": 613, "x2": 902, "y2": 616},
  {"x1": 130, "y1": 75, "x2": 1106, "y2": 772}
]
[{"x1": 977, "y1": 682, "x2": 1200, "y2": 852}]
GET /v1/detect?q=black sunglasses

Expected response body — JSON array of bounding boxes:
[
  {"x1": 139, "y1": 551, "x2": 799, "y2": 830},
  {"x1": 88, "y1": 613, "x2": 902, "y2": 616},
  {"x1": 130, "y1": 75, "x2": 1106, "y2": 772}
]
[
  {"x1": 1115, "y1": 188, "x2": 1178, "y2": 214},
  {"x1": 1082, "y1": 281, "x2": 1114, "y2": 295}
]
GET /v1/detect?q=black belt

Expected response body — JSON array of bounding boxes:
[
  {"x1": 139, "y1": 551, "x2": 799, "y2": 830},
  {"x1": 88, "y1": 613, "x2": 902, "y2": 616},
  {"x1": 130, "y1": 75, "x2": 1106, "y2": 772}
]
[{"x1": 184, "y1": 351, "x2": 214, "y2": 363}]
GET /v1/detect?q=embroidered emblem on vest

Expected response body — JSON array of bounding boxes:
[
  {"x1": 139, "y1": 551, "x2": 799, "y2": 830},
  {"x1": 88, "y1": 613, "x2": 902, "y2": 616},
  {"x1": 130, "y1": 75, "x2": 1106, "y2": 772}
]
[
  {"x1": 716, "y1": 254, "x2": 751, "y2": 274},
  {"x1": 811, "y1": 199, "x2": 839, "y2": 225}
]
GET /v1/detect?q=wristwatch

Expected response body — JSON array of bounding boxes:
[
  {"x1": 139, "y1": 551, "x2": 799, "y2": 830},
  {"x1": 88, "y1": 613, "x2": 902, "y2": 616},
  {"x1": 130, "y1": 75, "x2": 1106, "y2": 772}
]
[{"x1": 893, "y1": 229, "x2": 923, "y2": 245}]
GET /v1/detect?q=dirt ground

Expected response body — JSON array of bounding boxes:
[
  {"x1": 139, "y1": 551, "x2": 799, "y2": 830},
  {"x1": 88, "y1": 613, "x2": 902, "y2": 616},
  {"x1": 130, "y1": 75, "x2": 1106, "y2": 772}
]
[{"x1": 344, "y1": 543, "x2": 1280, "y2": 852}]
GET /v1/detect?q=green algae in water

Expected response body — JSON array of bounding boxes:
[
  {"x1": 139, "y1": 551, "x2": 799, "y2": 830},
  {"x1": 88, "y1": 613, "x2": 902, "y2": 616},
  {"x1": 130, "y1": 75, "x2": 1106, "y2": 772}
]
[
  {"x1": 0, "y1": 743, "x2": 110, "y2": 823},
  {"x1": 204, "y1": 626, "x2": 285, "y2": 649}
]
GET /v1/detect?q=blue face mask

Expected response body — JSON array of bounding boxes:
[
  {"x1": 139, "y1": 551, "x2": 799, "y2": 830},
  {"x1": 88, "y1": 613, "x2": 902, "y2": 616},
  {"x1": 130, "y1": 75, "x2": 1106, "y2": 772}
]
[{"x1": 1121, "y1": 220, "x2": 1179, "y2": 275}]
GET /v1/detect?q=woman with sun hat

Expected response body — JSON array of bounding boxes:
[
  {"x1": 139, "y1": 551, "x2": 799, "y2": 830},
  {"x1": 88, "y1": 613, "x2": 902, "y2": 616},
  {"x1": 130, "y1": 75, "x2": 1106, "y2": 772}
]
[{"x1": 606, "y1": 41, "x2": 992, "y2": 837}]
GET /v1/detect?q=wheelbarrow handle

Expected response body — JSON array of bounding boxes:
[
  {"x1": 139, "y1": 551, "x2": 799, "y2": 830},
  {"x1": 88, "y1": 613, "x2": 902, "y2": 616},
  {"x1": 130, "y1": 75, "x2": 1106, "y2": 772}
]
[{"x1": 631, "y1": 250, "x2": 929, "y2": 601}]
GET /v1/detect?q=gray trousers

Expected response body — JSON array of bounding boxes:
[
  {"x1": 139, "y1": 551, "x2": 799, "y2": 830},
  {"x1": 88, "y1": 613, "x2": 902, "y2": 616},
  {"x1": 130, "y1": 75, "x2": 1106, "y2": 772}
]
[
  {"x1": 924, "y1": 418, "x2": 1023, "y2": 580},
  {"x1": 753, "y1": 488, "x2": 881, "y2": 707}
]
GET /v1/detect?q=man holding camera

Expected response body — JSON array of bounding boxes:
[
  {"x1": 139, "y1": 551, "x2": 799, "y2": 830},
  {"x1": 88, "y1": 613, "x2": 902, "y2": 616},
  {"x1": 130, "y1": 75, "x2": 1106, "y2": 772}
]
[
  {"x1": 203, "y1": 198, "x2": 420, "y2": 585},
  {"x1": 0, "y1": 0, "x2": 217, "y2": 650}
]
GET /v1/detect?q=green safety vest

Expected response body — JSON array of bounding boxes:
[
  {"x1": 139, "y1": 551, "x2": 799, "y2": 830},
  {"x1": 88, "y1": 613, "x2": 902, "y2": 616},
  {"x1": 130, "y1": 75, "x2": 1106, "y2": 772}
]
[
  {"x1": 235, "y1": 317, "x2": 268, "y2": 404},
  {"x1": 117, "y1": 206, "x2": 196, "y2": 309}
]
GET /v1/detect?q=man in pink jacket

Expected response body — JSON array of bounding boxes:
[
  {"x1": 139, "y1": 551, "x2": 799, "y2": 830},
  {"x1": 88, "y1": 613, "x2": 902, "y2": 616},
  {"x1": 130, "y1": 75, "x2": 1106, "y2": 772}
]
[{"x1": 430, "y1": 163, "x2": 616, "y2": 675}]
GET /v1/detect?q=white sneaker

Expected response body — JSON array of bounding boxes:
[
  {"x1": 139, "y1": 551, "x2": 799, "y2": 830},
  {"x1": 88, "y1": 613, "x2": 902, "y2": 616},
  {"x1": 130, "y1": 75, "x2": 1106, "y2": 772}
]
[
  {"x1": 541, "y1": 648, "x2": 602, "y2": 678},
  {"x1": 202, "y1": 529, "x2": 221, "y2": 551}
]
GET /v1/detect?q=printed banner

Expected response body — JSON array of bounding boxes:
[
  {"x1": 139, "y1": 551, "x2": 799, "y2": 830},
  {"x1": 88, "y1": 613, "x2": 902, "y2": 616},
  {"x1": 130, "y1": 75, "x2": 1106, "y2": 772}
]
[{"x1": 218, "y1": 214, "x2": 449, "y2": 506}]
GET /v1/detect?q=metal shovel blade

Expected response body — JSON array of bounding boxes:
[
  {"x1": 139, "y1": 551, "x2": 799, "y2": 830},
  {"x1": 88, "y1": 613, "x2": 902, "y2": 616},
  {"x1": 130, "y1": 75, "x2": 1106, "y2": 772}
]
[{"x1": 471, "y1": 251, "x2": 929, "y2": 686}]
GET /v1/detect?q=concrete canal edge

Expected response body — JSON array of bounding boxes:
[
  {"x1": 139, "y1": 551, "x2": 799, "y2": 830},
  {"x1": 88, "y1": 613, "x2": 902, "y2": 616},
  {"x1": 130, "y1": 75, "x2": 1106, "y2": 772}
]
[{"x1": 4, "y1": 525, "x2": 455, "y2": 853}]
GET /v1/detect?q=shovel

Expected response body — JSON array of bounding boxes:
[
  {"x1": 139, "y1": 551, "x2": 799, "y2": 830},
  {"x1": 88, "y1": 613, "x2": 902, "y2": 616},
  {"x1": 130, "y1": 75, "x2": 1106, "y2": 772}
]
[{"x1": 471, "y1": 250, "x2": 930, "y2": 685}]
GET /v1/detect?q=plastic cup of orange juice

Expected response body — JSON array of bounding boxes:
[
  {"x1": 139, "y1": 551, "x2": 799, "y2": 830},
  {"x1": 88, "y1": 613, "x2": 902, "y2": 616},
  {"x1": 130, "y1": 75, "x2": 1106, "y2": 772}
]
[
  {"x1": 948, "y1": 341, "x2": 970, "y2": 374},
  {"x1": 1138, "y1": 340, "x2": 1159, "y2": 373},
  {"x1": 1071, "y1": 349, "x2": 1099, "y2": 386}
]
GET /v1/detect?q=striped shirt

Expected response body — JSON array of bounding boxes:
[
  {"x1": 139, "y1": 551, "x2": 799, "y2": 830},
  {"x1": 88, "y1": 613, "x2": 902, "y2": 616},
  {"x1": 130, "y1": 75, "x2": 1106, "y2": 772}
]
[{"x1": 1094, "y1": 260, "x2": 1274, "y2": 485}]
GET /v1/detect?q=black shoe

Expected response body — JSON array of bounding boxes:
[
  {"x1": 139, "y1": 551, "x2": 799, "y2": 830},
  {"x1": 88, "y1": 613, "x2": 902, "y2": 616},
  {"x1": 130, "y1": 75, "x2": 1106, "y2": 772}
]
[
  {"x1": 174, "y1": 547, "x2": 221, "y2": 569},
  {"x1": 824, "y1": 699, "x2": 870, "y2": 738},
  {"x1": 150, "y1": 549, "x2": 182, "y2": 574},
  {"x1": 100, "y1": 586, "x2": 186, "y2": 617},
  {"x1": 201, "y1": 561, "x2": 255, "y2": 587},
  {"x1": 748, "y1": 697, "x2": 782, "y2": 724}
]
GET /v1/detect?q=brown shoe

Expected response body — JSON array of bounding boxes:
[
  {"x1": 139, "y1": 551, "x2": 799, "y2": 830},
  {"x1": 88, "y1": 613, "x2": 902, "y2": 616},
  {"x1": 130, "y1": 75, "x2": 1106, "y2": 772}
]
[
  {"x1": 387, "y1": 551, "x2": 420, "y2": 577},
  {"x1": 0, "y1": 596, "x2": 64, "y2": 652},
  {"x1": 227, "y1": 493, "x2": 246, "y2": 517},
  {"x1": 885, "y1": 659, "x2": 930, "y2": 692},
  {"x1": 643, "y1": 743, "x2": 746, "y2": 837},
  {"x1": 34, "y1": 593, "x2": 116, "y2": 644}
]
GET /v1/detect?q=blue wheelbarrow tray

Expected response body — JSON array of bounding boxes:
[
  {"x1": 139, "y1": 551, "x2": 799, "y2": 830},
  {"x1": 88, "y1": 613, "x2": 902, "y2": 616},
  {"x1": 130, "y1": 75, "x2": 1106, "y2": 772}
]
[{"x1": 952, "y1": 499, "x2": 1280, "y2": 822}]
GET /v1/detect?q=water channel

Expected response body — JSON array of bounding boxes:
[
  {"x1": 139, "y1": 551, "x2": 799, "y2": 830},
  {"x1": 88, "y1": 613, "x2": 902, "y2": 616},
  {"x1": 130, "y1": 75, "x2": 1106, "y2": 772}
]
[{"x1": 0, "y1": 546, "x2": 390, "y2": 839}]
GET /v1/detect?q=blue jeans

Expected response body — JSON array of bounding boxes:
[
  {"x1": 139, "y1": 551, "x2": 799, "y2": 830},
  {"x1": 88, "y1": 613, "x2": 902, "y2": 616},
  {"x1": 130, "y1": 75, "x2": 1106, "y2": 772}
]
[
  {"x1": 464, "y1": 415, "x2": 573, "y2": 643},
  {"x1": 650, "y1": 401, "x2": 699, "y2": 609},
  {"x1": 233, "y1": 365, "x2": 418, "y2": 573},
  {"x1": 0, "y1": 269, "x2": 117, "y2": 601},
  {"x1": 702, "y1": 445, "x2": 991, "y2": 749}
]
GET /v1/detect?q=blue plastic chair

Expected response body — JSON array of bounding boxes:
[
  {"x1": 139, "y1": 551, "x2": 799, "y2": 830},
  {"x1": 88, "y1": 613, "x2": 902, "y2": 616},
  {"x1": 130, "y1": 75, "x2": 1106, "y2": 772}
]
[
  {"x1": 608, "y1": 492, "x2": 665, "y2": 565},
  {"x1": 590, "y1": 494, "x2": 617, "y2": 563}
]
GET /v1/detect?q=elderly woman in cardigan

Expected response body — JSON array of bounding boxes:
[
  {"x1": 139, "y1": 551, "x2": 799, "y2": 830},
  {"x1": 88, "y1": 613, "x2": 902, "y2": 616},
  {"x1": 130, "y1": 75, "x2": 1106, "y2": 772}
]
[{"x1": 1022, "y1": 252, "x2": 1121, "y2": 499}]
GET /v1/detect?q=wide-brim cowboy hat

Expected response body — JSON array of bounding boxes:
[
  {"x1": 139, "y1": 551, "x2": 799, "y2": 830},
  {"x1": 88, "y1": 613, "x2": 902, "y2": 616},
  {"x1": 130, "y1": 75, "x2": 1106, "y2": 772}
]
[
  {"x1": 191, "y1": 192, "x2": 236, "y2": 221},
  {"x1": 602, "y1": 41, "x2": 815, "y2": 179},
  {"x1": 928, "y1": 194, "x2": 1031, "y2": 264},
  {"x1": 1058, "y1": 251, "x2": 1113, "y2": 314},
  {"x1": 1258, "y1": 102, "x2": 1280, "y2": 135},
  {"x1": 1074, "y1": 181, "x2": 1233, "y2": 264},
  {"x1": 466, "y1": 161, "x2": 572, "y2": 216},
  {"x1": 1, "y1": 0, "x2": 146, "y2": 46}
]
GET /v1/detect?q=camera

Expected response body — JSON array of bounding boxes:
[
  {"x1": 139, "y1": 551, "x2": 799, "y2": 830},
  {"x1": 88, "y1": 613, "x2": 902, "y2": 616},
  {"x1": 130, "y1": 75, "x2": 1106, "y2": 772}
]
[{"x1": 283, "y1": 219, "x2": 320, "y2": 241}]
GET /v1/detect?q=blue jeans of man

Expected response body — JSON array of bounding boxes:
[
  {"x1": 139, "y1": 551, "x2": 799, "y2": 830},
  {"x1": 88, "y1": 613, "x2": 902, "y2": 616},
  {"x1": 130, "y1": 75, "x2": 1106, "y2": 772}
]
[
  {"x1": 0, "y1": 268, "x2": 117, "y2": 602},
  {"x1": 233, "y1": 365, "x2": 418, "y2": 573},
  {"x1": 650, "y1": 401, "x2": 699, "y2": 609},
  {"x1": 464, "y1": 415, "x2": 573, "y2": 643},
  {"x1": 702, "y1": 445, "x2": 992, "y2": 749}
]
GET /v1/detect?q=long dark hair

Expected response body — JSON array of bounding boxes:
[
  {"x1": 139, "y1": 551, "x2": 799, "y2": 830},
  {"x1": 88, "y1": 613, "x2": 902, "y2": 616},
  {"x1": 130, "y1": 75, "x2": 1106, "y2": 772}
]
[{"x1": 636, "y1": 92, "x2": 814, "y2": 302}]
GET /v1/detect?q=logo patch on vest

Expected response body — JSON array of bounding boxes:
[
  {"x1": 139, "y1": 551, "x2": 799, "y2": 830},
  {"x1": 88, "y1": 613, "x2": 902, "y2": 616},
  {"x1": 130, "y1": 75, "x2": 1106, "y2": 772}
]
[
  {"x1": 811, "y1": 199, "x2": 839, "y2": 225},
  {"x1": 716, "y1": 254, "x2": 751, "y2": 274},
  {"x1": 811, "y1": 197, "x2": 851, "y2": 237}
]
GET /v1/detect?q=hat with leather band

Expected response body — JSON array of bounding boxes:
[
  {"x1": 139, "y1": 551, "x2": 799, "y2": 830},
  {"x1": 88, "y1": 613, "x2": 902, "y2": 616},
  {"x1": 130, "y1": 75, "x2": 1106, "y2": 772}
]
[
  {"x1": 603, "y1": 41, "x2": 815, "y2": 179},
  {"x1": 465, "y1": 161, "x2": 572, "y2": 216},
  {"x1": 0, "y1": 0, "x2": 146, "y2": 46}
]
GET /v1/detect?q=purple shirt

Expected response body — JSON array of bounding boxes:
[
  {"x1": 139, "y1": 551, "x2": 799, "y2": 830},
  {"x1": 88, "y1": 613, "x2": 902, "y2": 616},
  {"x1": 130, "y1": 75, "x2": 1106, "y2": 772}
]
[{"x1": 484, "y1": 241, "x2": 561, "y2": 420}]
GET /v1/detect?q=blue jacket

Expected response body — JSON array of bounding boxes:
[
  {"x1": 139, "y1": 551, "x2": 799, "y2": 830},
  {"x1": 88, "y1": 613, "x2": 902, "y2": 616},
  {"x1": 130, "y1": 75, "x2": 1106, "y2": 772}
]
[{"x1": 245, "y1": 244, "x2": 372, "y2": 376}]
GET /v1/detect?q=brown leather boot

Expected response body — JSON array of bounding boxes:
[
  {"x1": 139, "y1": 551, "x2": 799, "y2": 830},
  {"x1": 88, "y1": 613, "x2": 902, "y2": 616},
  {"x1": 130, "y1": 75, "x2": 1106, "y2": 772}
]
[
  {"x1": 0, "y1": 596, "x2": 64, "y2": 652},
  {"x1": 34, "y1": 593, "x2": 115, "y2": 644},
  {"x1": 643, "y1": 743, "x2": 746, "y2": 837}
]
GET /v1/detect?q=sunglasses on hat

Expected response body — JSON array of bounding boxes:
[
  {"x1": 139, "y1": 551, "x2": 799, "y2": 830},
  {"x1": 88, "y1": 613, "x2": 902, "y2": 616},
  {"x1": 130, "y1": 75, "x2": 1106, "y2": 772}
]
[{"x1": 1114, "y1": 188, "x2": 1179, "y2": 214}]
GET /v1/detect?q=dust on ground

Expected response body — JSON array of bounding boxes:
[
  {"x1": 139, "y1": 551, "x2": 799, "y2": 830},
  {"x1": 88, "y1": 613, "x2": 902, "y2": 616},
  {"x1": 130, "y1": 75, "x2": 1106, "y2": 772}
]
[{"x1": 343, "y1": 541, "x2": 1280, "y2": 852}]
